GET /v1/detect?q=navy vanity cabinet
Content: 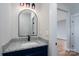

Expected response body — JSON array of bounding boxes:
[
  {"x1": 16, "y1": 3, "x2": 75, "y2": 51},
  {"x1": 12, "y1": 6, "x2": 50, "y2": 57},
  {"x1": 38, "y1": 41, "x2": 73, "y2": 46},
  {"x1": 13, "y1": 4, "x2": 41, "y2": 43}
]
[{"x1": 3, "y1": 45, "x2": 48, "y2": 56}]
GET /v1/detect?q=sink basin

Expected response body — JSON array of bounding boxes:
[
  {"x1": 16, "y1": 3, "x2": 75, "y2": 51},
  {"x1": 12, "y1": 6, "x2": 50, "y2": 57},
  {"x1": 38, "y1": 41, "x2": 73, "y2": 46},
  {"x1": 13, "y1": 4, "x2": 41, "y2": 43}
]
[{"x1": 22, "y1": 41, "x2": 39, "y2": 47}]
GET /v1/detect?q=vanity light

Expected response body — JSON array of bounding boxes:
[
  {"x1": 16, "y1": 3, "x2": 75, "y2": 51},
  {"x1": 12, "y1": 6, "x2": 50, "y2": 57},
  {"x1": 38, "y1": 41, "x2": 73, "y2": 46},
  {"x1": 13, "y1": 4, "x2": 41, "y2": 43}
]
[
  {"x1": 32, "y1": 3, "x2": 35, "y2": 9},
  {"x1": 20, "y1": 3, "x2": 24, "y2": 6},
  {"x1": 19, "y1": 3, "x2": 35, "y2": 9},
  {"x1": 26, "y1": 3, "x2": 30, "y2": 7}
]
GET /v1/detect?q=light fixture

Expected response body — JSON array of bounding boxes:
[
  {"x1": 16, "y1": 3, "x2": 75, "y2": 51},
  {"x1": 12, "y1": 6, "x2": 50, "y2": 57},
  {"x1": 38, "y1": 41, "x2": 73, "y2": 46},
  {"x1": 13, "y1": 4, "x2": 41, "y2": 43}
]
[
  {"x1": 20, "y1": 3, "x2": 24, "y2": 6},
  {"x1": 32, "y1": 3, "x2": 35, "y2": 9},
  {"x1": 19, "y1": 3, "x2": 35, "y2": 9},
  {"x1": 26, "y1": 3, "x2": 30, "y2": 7}
]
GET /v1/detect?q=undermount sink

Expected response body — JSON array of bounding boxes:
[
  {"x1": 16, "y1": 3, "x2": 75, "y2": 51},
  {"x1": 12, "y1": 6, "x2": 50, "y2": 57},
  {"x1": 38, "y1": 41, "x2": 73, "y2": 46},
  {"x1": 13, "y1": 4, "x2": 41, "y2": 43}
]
[{"x1": 22, "y1": 41, "x2": 39, "y2": 47}]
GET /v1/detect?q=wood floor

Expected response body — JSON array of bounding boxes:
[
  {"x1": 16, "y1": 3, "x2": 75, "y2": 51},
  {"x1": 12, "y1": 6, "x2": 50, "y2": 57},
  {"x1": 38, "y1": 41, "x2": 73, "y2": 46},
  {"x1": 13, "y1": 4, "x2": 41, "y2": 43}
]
[{"x1": 57, "y1": 39, "x2": 79, "y2": 56}]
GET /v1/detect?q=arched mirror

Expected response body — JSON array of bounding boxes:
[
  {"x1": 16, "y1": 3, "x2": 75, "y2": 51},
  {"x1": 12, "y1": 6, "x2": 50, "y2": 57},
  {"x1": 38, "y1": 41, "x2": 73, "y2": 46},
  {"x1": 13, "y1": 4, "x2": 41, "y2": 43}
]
[{"x1": 18, "y1": 9, "x2": 38, "y2": 37}]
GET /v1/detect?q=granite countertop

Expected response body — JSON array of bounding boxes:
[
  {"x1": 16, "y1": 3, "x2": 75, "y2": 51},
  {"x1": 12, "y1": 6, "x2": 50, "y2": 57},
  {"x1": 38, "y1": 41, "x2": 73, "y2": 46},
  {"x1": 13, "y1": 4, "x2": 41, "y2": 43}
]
[{"x1": 2, "y1": 37, "x2": 48, "y2": 53}]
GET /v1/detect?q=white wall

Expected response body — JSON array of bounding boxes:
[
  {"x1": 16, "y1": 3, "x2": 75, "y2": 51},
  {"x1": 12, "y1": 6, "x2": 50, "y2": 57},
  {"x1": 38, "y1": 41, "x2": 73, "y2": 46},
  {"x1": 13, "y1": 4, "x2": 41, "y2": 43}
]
[
  {"x1": 0, "y1": 3, "x2": 11, "y2": 55},
  {"x1": 58, "y1": 3, "x2": 79, "y2": 15},
  {"x1": 57, "y1": 3, "x2": 71, "y2": 51},
  {"x1": 57, "y1": 20, "x2": 67, "y2": 39},
  {"x1": 0, "y1": 4, "x2": 11, "y2": 45},
  {"x1": 70, "y1": 7, "x2": 79, "y2": 14},
  {"x1": 57, "y1": 9, "x2": 68, "y2": 39},
  {"x1": 38, "y1": 4, "x2": 49, "y2": 40},
  {"x1": 49, "y1": 3, "x2": 58, "y2": 56},
  {"x1": 0, "y1": 3, "x2": 49, "y2": 45},
  {"x1": 57, "y1": 3, "x2": 69, "y2": 11},
  {"x1": 0, "y1": 3, "x2": 49, "y2": 55},
  {"x1": 67, "y1": 4, "x2": 79, "y2": 15}
]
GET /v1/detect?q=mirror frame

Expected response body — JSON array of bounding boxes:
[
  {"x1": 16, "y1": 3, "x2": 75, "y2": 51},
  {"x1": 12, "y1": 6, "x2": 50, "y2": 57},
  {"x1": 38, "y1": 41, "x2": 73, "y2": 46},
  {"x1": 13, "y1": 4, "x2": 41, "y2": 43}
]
[{"x1": 18, "y1": 9, "x2": 38, "y2": 37}]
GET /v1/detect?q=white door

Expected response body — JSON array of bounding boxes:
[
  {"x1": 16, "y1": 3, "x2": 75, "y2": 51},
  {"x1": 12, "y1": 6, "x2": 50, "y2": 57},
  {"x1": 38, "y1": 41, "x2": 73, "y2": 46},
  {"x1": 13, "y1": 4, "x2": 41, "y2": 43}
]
[{"x1": 71, "y1": 14, "x2": 79, "y2": 52}]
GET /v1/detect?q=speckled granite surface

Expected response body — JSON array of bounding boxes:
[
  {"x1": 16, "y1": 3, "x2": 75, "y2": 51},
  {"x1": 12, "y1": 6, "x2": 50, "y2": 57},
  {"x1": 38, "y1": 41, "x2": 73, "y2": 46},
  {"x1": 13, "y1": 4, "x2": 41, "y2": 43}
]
[{"x1": 2, "y1": 37, "x2": 48, "y2": 53}]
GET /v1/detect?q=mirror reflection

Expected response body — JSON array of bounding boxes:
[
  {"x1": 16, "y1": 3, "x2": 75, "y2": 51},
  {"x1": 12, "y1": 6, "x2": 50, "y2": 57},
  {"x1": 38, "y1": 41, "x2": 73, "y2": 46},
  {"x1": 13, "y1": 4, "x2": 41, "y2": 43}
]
[{"x1": 18, "y1": 9, "x2": 38, "y2": 37}]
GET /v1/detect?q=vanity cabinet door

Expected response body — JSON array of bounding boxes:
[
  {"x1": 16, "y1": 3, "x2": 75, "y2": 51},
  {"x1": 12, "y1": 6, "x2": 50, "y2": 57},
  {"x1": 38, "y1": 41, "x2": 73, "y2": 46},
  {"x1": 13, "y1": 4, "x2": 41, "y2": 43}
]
[{"x1": 27, "y1": 45, "x2": 48, "y2": 56}]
